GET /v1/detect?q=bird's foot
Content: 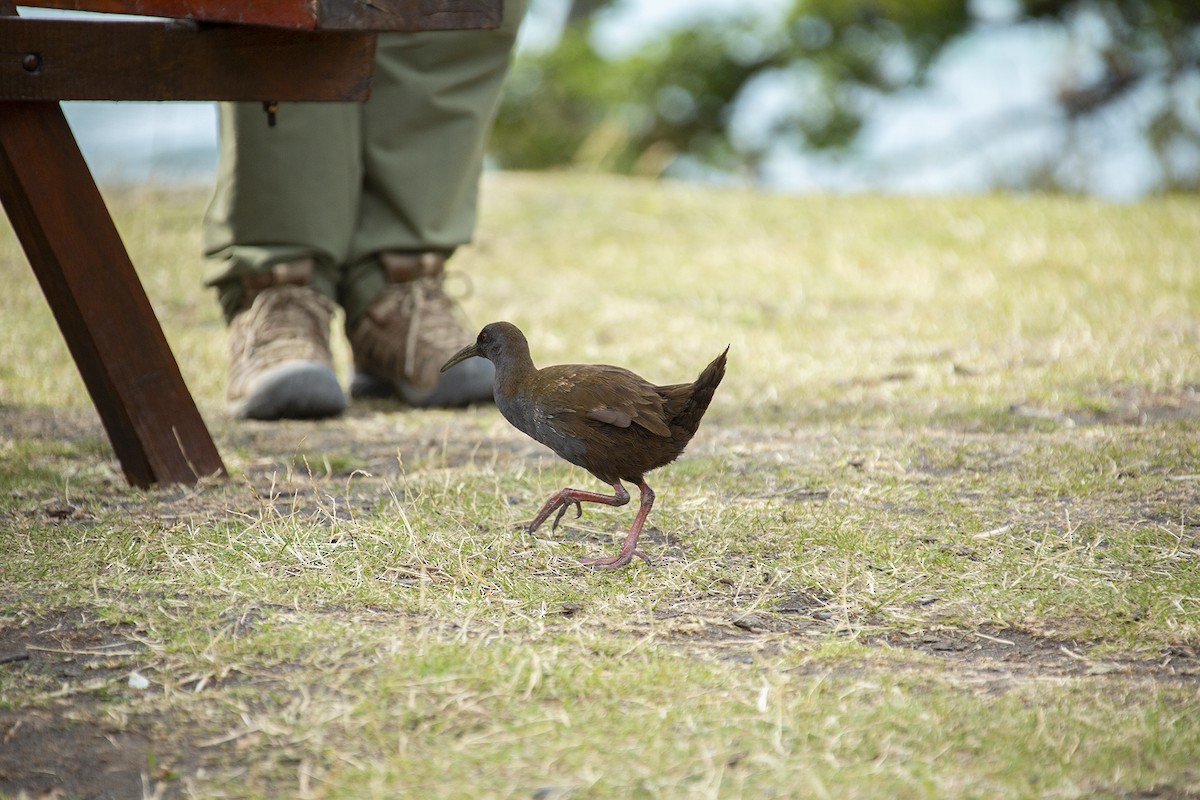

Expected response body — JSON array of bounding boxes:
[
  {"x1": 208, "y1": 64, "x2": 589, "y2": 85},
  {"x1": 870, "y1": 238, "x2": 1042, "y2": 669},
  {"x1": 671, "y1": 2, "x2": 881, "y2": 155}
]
[
  {"x1": 551, "y1": 499, "x2": 583, "y2": 532},
  {"x1": 529, "y1": 495, "x2": 583, "y2": 533},
  {"x1": 579, "y1": 549, "x2": 651, "y2": 569},
  {"x1": 528, "y1": 484, "x2": 630, "y2": 535}
]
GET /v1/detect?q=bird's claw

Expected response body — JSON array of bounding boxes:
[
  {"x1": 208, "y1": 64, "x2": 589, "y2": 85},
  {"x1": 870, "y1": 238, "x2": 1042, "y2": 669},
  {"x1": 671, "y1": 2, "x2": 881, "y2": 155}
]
[
  {"x1": 579, "y1": 548, "x2": 651, "y2": 569},
  {"x1": 551, "y1": 499, "x2": 583, "y2": 532},
  {"x1": 528, "y1": 497, "x2": 583, "y2": 533}
]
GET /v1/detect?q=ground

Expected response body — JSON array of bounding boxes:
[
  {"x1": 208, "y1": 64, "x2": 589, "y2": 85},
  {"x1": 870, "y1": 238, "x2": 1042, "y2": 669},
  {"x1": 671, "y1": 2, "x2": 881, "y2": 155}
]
[
  {"x1": 1, "y1": 176, "x2": 1198, "y2": 798},
  {"x1": 3, "y1": 391, "x2": 1198, "y2": 798}
]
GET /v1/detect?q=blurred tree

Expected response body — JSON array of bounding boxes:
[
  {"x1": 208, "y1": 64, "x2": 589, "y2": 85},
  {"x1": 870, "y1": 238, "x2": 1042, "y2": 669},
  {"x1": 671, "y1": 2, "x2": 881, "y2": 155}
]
[{"x1": 491, "y1": 0, "x2": 1200, "y2": 191}]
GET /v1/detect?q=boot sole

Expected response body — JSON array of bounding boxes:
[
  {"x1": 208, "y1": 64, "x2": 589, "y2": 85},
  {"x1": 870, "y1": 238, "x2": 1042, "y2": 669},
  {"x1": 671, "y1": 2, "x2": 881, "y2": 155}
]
[{"x1": 230, "y1": 361, "x2": 346, "y2": 420}]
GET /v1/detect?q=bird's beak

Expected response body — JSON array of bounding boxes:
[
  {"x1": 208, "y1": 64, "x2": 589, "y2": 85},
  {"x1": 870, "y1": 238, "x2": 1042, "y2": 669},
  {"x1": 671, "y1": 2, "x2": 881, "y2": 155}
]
[{"x1": 440, "y1": 342, "x2": 482, "y2": 373}]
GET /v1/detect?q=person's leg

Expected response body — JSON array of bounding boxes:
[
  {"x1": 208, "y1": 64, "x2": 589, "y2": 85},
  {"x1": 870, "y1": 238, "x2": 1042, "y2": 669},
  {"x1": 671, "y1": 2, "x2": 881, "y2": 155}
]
[
  {"x1": 202, "y1": 102, "x2": 363, "y2": 419},
  {"x1": 204, "y1": 101, "x2": 362, "y2": 317},
  {"x1": 341, "y1": 0, "x2": 525, "y2": 406}
]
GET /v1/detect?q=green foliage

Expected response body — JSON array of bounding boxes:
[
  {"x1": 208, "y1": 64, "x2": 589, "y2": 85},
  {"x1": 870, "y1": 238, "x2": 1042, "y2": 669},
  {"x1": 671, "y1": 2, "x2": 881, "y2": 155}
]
[
  {"x1": 495, "y1": 22, "x2": 772, "y2": 173},
  {"x1": 492, "y1": 0, "x2": 1200, "y2": 189}
]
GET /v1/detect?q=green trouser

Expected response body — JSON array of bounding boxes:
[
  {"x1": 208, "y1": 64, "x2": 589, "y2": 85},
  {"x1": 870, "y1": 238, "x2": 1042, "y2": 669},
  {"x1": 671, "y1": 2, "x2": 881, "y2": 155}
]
[{"x1": 201, "y1": 2, "x2": 523, "y2": 326}]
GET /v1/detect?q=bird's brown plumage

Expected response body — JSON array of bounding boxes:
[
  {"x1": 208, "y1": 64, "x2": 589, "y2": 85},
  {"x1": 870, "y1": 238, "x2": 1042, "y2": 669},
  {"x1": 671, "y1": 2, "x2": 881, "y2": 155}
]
[{"x1": 441, "y1": 321, "x2": 727, "y2": 568}]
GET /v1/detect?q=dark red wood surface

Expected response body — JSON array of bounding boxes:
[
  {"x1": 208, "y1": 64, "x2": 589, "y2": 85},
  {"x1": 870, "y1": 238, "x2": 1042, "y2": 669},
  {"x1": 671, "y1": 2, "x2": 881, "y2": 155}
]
[
  {"x1": 0, "y1": 100, "x2": 227, "y2": 486},
  {"x1": 0, "y1": 17, "x2": 377, "y2": 101},
  {"x1": 14, "y1": 0, "x2": 502, "y2": 31}
]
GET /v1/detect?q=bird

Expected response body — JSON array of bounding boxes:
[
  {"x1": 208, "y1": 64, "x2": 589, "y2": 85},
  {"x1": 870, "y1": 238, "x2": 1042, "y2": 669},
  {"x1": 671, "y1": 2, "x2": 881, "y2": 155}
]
[{"x1": 441, "y1": 321, "x2": 728, "y2": 568}]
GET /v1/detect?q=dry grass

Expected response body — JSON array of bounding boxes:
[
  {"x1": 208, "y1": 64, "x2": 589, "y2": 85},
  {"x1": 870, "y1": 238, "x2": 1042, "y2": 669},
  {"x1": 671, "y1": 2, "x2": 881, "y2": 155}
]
[{"x1": 0, "y1": 173, "x2": 1198, "y2": 799}]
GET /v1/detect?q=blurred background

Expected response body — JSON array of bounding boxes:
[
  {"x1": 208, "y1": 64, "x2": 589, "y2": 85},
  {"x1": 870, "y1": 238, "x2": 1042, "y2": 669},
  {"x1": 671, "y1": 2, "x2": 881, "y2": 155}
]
[{"x1": 33, "y1": 0, "x2": 1200, "y2": 201}]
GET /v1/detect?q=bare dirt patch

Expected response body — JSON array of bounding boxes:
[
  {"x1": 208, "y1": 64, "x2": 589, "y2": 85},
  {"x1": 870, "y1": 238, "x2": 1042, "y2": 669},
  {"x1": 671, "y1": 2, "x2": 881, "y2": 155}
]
[
  {"x1": 0, "y1": 710, "x2": 155, "y2": 800},
  {"x1": 0, "y1": 611, "x2": 155, "y2": 800}
]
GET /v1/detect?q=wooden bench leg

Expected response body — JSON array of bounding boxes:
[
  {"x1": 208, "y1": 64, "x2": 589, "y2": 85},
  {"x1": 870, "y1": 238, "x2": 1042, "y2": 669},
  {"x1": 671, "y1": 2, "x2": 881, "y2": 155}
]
[{"x1": 0, "y1": 100, "x2": 226, "y2": 487}]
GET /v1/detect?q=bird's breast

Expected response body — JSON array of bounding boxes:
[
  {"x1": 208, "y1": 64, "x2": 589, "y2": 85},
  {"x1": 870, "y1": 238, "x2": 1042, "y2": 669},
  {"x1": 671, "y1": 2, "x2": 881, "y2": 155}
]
[
  {"x1": 497, "y1": 390, "x2": 589, "y2": 467},
  {"x1": 531, "y1": 406, "x2": 589, "y2": 466}
]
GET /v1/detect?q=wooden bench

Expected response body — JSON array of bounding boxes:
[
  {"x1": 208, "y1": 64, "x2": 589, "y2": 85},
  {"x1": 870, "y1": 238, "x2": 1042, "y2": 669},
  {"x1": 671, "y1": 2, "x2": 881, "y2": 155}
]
[{"x1": 0, "y1": 0, "x2": 502, "y2": 486}]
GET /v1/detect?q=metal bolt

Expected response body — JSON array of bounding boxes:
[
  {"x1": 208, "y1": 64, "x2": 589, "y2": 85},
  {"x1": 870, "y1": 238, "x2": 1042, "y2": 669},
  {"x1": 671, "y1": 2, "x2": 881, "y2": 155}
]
[{"x1": 21, "y1": 53, "x2": 41, "y2": 73}]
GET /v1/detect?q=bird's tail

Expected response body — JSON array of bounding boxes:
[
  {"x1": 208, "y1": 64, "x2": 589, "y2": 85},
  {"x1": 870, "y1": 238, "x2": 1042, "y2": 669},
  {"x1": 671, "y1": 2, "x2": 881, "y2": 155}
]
[{"x1": 671, "y1": 346, "x2": 728, "y2": 436}]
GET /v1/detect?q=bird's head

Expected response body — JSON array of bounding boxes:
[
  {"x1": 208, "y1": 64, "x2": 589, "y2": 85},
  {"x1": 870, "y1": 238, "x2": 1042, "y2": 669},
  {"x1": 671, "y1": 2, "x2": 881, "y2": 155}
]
[{"x1": 441, "y1": 321, "x2": 531, "y2": 373}]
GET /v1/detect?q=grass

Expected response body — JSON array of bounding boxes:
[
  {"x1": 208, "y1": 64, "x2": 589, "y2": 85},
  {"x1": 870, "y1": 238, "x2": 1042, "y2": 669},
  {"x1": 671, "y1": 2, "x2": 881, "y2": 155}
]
[{"x1": 0, "y1": 173, "x2": 1198, "y2": 798}]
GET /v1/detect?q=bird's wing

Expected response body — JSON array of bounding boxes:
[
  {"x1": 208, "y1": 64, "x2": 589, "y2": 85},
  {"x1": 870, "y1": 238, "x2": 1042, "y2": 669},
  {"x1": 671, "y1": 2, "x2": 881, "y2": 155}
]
[{"x1": 545, "y1": 365, "x2": 673, "y2": 438}]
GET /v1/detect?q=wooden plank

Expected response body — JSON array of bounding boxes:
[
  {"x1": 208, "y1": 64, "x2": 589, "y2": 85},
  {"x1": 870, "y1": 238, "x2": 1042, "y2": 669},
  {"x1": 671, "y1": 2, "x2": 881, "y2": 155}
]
[
  {"x1": 13, "y1": 0, "x2": 502, "y2": 31},
  {"x1": 0, "y1": 17, "x2": 377, "y2": 101},
  {"x1": 0, "y1": 99, "x2": 227, "y2": 486}
]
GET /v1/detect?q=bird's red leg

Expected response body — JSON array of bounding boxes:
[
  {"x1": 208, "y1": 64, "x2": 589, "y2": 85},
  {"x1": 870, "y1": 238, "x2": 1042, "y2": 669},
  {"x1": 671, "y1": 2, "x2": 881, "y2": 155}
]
[
  {"x1": 528, "y1": 482, "x2": 630, "y2": 534},
  {"x1": 581, "y1": 480, "x2": 655, "y2": 569}
]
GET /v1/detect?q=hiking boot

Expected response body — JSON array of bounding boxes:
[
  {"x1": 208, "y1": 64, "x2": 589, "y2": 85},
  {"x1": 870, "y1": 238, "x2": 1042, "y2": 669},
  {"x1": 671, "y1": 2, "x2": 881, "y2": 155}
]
[
  {"x1": 347, "y1": 251, "x2": 494, "y2": 407},
  {"x1": 226, "y1": 259, "x2": 347, "y2": 420}
]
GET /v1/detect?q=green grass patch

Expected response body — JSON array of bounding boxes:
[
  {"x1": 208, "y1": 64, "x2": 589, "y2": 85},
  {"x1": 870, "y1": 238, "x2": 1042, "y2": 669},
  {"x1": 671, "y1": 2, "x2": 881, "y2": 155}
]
[{"x1": 0, "y1": 175, "x2": 1196, "y2": 798}]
